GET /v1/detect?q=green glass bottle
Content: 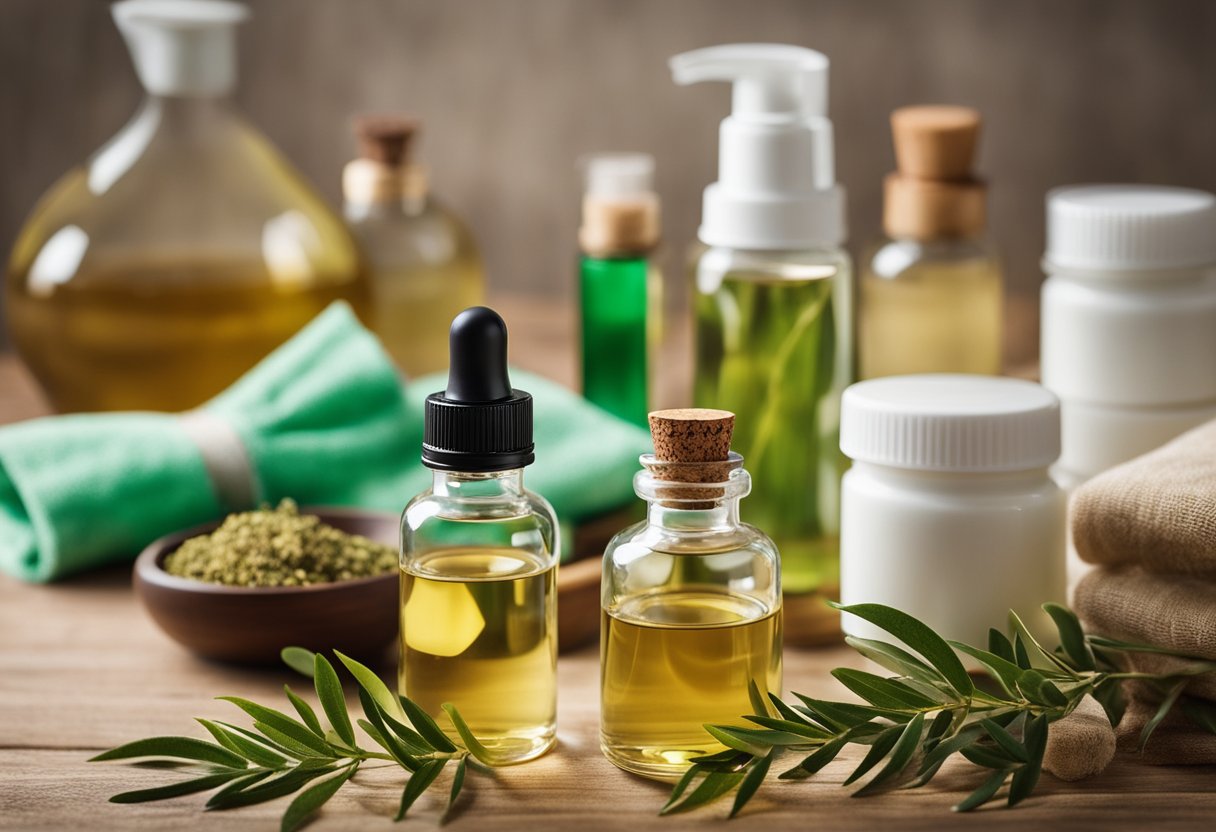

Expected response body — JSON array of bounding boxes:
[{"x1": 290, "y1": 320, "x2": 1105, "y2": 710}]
[{"x1": 578, "y1": 154, "x2": 661, "y2": 428}]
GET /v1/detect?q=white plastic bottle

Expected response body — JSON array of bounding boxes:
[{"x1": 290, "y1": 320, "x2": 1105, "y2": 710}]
[
  {"x1": 1042, "y1": 185, "x2": 1216, "y2": 487},
  {"x1": 839, "y1": 375, "x2": 1066, "y2": 647},
  {"x1": 669, "y1": 44, "x2": 852, "y2": 644}
]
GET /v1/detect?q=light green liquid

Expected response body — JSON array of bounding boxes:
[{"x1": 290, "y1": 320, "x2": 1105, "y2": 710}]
[{"x1": 693, "y1": 270, "x2": 850, "y2": 600}]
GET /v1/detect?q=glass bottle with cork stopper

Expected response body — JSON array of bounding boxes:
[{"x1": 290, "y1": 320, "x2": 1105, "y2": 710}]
[
  {"x1": 343, "y1": 116, "x2": 484, "y2": 377},
  {"x1": 399, "y1": 306, "x2": 558, "y2": 764},
  {"x1": 860, "y1": 105, "x2": 1003, "y2": 379},
  {"x1": 600, "y1": 408, "x2": 782, "y2": 779}
]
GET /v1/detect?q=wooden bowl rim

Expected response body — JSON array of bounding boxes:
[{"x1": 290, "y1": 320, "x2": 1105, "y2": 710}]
[{"x1": 135, "y1": 506, "x2": 399, "y2": 597}]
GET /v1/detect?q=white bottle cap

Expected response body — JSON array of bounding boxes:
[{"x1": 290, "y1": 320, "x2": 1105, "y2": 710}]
[
  {"x1": 1045, "y1": 185, "x2": 1216, "y2": 272},
  {"x1": 582, "y1": 153, "x2": 655, "y2": 199},
  {"x1": 113, "y1": 0, "x2": 248, "y2": 97},
  {"x1": 670, "y1": 43, "x2": 845, "y2": 250},
  {"x1": 841, "y1": 375, "x2": 1061, "y2": 472}
]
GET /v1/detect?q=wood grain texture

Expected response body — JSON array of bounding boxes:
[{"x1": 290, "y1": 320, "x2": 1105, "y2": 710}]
[{"x1": 2, "y1": 297, "x2": 1214, "y2": 829}]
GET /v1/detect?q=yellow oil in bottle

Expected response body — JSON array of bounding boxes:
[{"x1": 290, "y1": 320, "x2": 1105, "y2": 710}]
[
  {"x1": 860, "y1": 250, "x2": 1002, "y2": 379},
  {"x1": 399, "y1": 547, "x2": 556, "y2": 764},
  {"x1": 6, "y1": 256, "x2": 366, "y2": 413},
  {"x1": 370, "y1": 252, "x2": 483, "y2": 377},
  {"x1": 600, "y1": 588, "x2": 782, "y2": 779}
]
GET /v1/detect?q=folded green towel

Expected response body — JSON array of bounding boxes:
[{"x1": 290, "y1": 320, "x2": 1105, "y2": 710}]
[{"x1": 0, "y1": 302, "x2": 650, "y2": 582}]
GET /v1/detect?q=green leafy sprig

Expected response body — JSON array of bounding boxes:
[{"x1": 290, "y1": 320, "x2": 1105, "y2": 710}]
[
  {"x1": 91, "y1": 647, "x2": 502, "y2": 830},
  {"x1": 662, "y1": 601, "x2": 1216, "y2": 818}
]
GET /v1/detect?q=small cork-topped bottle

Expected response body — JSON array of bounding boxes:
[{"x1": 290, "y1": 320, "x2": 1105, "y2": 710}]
[
  {"x1": 860, "y1": 105, "x2": 1004, "y2": 379},
  {"x1": 600, "y1": 408, "x2": 783, "y2": 780},
  {"x1": 343, "y1": 115, "x2": 483, "y2": 377}
]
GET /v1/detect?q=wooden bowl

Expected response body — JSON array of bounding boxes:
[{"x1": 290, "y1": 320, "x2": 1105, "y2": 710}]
[{"x1": 134, "y1": 508, "x2": 399, "y2": 665}]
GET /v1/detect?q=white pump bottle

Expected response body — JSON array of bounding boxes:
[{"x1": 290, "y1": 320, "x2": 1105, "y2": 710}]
[{"x1": 671, "y1": 44, "x2": 853, "y2": 644}]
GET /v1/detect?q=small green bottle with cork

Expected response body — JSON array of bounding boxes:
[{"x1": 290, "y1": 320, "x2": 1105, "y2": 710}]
[
  {"x1": 399, "y1": 307, "x2": 559, "y2": 764},
  {"x1": 578, "y1": 153, "x2": 662, "y2": 428}
]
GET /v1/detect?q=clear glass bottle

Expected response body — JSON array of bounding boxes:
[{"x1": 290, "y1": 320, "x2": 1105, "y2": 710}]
[
  {"x1": 400, "y1": 307, "x2": 558, "y2": 764},
  {"x1": 344, "y1": 117, "x2": 483, "y2": 377},
  {"x1": 860, "y1": 237, "x2": 1002, "y2": 378},
  {"x1": 5, "y1": 1, "x2": 367, "y2": 412},
  {"x1": 692, "y1": 246, "x2": 853, "y2": 626},
  {"x1": 578, "y1": 154, "x2": 662, "y2": 427},
  {"x1": 601, "y1": 409, "x2": 782, "y2": 780},
  {"x1": 859, "y1": 105, "x2": 1003, "y2": 379}
]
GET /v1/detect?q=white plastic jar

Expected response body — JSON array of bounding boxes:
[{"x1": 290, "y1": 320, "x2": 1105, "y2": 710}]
[
  {"x1": 839, "y1": 375, "x2": 1066, "y2": 647},
  {"x1": 1040, "y1": 185, "x2": 1216, "y2": 488}
]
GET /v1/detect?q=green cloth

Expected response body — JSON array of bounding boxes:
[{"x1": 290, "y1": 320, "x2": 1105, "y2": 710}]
[{"x1": 0, "y1": 302, "x2": 650, "y2": 582}]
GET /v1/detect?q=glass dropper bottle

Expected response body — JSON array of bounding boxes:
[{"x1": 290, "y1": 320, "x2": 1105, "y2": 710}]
[{"x1": 399, "y1": 306, "x2": 559, "y2": 764}]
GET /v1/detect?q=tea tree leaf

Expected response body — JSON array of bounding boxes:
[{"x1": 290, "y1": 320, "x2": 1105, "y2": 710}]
[
  {"x1": 660, "y1": 770, "x2": 745, "y2": 815},
  {"x1": 981, "y1": 718, "x2": 1030, "y2": 763},
  {"x1": 845, "y1": 635, "x2": 943, "y2": 685},
  {"x1": 832, "y1": 668, "x2": 939, "y2": 710},
  {"x1": 93, "y1": 648, "x2": 491, "y2": 829},
  {"x1": 705, "y1": 725, "x2": 772, "y2": 757},
  {"x1": 442, "y1": 703, "x2": 498, "y2": 765},
  {"x1": 988, "y1": 628, "x2": 1016, "y2": 663},
  {"x1": 661, "y1": 766, "x2": 703, "y2": 813},
  {"x1": 197, "y1": 719, "x2": 287, "y2": 769},
  {"x1": 283, "y1": 686, "x2": 325, "y2": 737},
  {"x1": 402, "y1": 696, "x2": 459, "y2": 753},
  {"x1": 744, "y1": 715, "x2": 831, "y2": 740},
  {"x1": 1139, "y1": 679, "x2": 1188, "y2": 752},
  {"x1": 954, "y1": 767, "x2": 1009, "y2": 813},
  {"x1": 110, "y1": 770, "x2": 250, "y2": 804},
  {"x1": 729, "y1": 749, "x2": 774, "y2": 818},
  {"x1": 281, "y1": 647, "x2": 317, "y2": 678},
  {"x1": 313, "y1": 654, "x2": 356, "y2": 747},
  {"x1": 280, "y1": 763, "x2": 358, "y2": 832},
  {"x1": 842, "y1": 725, "x2": 902, "y2": 786},
  {"x1": 831, "y1": 602, "x2": 973, "y2": 696},
  {"x1": 855, "y1": 713, "x2": 925, "y2": 796},
  {"x1": 748, "y1": 679, "x2": 774, "y2": 718},
  {"x1": 446, "y1": 756, "x2": 468, "y2": 819},
  {"x1": 1044, "y1": 603, "x2": 1095, "y2": 671},
  {"x1": 218, "y1": 698, "x2": 332, "y2": 756},
  {"x1": 949, "y1": 643, "x2": 1023, "y2": 697},
  {"x1": 90, "y1": 736, "x2": 247, "y2": 768},
  {"x1": 396, "y1": 759, "x2": 446, "y2": 821},
  {"x1": 334, "y1": 650, "x2": 406, "y2": 721},
  {"x1": 778, "y1": 736, "x2": 847, "y2": 780}
]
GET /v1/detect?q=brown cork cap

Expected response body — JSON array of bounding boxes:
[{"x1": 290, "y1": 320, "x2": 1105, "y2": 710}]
[
  {"x1": 885, "y1": 105, "x2": 987, "y2": 240},
  {"x1": 353, "y1": 115, "x2": 419, "y2": 167},
  {"x1": 579, "y1": 195, "x2": 661, "y2": 257},
  {"x1": 891, "y1": 105, "x2": 980, "y2": 181},
  {"x1": 649, "y1": 409, "x2": 734, "y2": 462},
  {"x1": 646, "y1": 409, "x2": 737, "y2": 505}
]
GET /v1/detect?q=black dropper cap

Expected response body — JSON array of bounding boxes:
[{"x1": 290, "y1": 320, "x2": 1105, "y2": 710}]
[{"x1": 422, "y1": 307, "x2": 535, "y2": 472}]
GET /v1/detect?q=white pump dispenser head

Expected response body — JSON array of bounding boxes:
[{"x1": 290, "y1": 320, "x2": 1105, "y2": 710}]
[
  {"x1": 113, "y1": 0, "x2": 248, "y2": 97},
  {"x1": 671, "y1": 43, "x2": 845, "y2": 250}
]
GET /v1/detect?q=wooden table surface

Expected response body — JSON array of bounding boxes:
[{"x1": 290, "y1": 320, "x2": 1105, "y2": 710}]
[{"x1": 2, "y1": 295, "x2": 1213, "y2": 831}]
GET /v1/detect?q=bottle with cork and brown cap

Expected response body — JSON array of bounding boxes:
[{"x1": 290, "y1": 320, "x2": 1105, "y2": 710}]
[
  {"x1": 343, "y1": 116, "x2": 483, "y2": 377},
  {"x1": 859, "y1": 105, "x2": 1003, "y2": 379},
  {"x1": 600, "y1": 408, "x2": 782, "y2": 780}
]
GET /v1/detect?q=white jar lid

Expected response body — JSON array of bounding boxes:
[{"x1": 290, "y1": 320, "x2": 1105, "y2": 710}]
[
  {"x1": 841, "y1": 375, "x2": 1060, "y2": 472},
  {"x1": 1045, "y1": 185, "x2": 1216, "y2": 272}
]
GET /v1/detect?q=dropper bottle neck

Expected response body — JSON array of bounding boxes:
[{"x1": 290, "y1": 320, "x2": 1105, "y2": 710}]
[{"x1": 431, "y1": 469, "x2": 526, "y2": 499}]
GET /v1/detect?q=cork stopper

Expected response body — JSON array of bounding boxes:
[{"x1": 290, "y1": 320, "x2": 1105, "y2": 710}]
[
  {"x1": 884, "y1": 105, "x2": 986, "y2": 240},
  {"x1": 649, "y1": 409, "x2": 734, "y2": 462},
  {"x1": 345, "y1": 115, "x2": 427, "y2": 205},
  {"x1": 646, "y1": 409, "x2": 737, "y2": 506},
  {"x1": 354, "y1": 115, "x2": 419, "y2": 167},
  {"x1": 891, "y1": 105, "x2": 980, "y2": 180}
]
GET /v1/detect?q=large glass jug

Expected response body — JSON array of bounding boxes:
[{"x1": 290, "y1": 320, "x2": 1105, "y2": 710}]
[{"x1": 5, "y1": 0, "x2": 367, "y2": 412}]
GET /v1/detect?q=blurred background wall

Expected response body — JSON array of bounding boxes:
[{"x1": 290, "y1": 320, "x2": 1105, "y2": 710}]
[{"x1": 3, "y1": 0, "x2": 1215, "y2": 353}]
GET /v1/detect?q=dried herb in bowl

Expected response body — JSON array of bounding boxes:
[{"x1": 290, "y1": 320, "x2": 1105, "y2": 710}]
[{"x1": 163, "y1": 500, "x2": 397, "y2": 587}]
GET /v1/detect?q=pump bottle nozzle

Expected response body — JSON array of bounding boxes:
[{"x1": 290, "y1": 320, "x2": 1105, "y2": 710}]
[{"x1": 670, "y1": 43, "x2": 844, "y2": 250}]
